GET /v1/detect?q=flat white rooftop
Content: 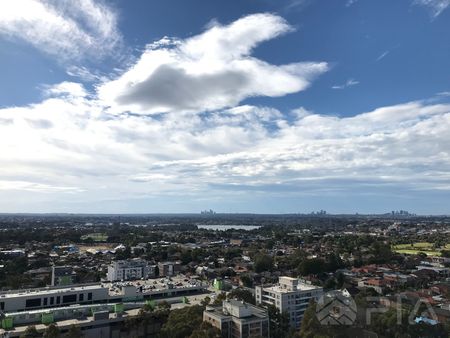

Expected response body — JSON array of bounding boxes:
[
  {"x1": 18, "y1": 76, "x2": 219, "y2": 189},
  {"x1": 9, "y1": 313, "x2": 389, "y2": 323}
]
[
  {"x1": 279, "y1": 276, "x2": 297, "y2": 281},
  {"x1": 0, "y1": 284, "x2": 104, "y2": 299},
  {"x1": 262, "y1": 283, "x2": 320, "y2": 293},
  {"x1": 0, "y1": 276, "x2": 205, "y2": 299}
]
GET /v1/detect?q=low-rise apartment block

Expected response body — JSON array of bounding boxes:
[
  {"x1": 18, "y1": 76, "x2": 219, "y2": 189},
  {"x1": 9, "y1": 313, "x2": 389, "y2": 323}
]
[
  {"x1": 203, "y1": 300, "x2": 269, "y2": 338},
  {"x1": 107, "y1": 259, "x2": 155, "y2": 281},
  {"x1": 255, "y1": 276, "x2": 323, "y2": 329},
  {"x1": 158, "y1": 261, "x2": 181, "y2": 277}
]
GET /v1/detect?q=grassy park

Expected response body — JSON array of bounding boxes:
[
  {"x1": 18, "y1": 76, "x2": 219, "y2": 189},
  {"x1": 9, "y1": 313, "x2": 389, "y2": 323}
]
[
  {"x1": 392, "y1": 242, "x2": 449, "y2": 257},
  {"x1": 80, "y1": 232, "x2": 108, "y2": 242}
]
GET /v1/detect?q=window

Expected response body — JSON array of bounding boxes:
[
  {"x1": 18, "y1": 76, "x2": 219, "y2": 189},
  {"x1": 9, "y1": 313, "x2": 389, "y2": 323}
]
[
  {"x1": 0, "y1": 301, "x2": 4, "y2": 310},
  {"x1": 26, "y1": 298, "x2": 41, "y2": 308},
  {"x1": 62, "y1": 294, "x2": 77, "y2": 303},
  {"x1": 43, "y1": 298, "x2": 48, "y2": 306},
  {"x1": 262, "y1": 321, "x2": 269, "y2": 337},
  {"x1": 50, "y1": 297, "x2": 54, "y2": 305},
  {"x1": 79, "y1": 293, "x2": 84, "y2": 302},
  {"x1": 88, "y1": 292, "x2": 92, "y2": 300},
  {"x1": 242, "y1": 324, "x2": 249, "y2": 337},
  {"x1": 56, "y1": 296, "x2": 61, "y2": 304}
]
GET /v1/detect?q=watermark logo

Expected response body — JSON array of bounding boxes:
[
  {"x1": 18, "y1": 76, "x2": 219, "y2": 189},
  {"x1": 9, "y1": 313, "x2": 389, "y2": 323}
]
[
  {"x1": 316, "y1": 289, "x2": 357, "y2": 325},
  {"x1": 316, "y1": 292, "x2": 438, "y2": 327}
]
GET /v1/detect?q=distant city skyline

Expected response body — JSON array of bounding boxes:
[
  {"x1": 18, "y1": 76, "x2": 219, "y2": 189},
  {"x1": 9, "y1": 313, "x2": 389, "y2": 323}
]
[{"x1": 0, "y1": 0, "x2": 450, "y2": 214}]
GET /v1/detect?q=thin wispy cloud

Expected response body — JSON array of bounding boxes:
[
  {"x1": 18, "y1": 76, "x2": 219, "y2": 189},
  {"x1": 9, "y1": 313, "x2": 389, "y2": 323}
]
[
  {"x1": 414, "y1": 0, "x2": 450, "y2": 18},
  {"x1": 0, "y1": 0, "x2": 122, "y2": 61},
  {"x1": 332, "y1": 78, "x2": 359, "y2": 90},
  {"x1": 437, "y1": 91, "x2": 450, "y2": 97},
  {"x1": 346, "y1": 0, "x2": 358, "y2": 7},
  {"x1": 284, "y1": 0, "x2": 312, "y2": 11},
  {"x1": 66, "y1": 66, "x2": 107, "y2": 83},
  {"x1": 376, "y1": 50, "x2": 390, "y2": 62}
]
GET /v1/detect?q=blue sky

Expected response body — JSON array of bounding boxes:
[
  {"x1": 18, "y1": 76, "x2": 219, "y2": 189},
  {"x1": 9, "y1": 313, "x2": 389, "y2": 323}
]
[{"x1": 0, "y1": 0, "x2": 449, "y2": 214}]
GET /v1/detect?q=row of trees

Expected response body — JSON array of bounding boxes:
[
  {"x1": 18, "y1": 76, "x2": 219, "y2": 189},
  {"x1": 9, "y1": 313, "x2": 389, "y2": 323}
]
[
  {"x1": 19, "y1": 324, "x2": 81, "y2": 338},
  {"x1": 19, "y1": 303, "x2": 217, "y2": 338}
]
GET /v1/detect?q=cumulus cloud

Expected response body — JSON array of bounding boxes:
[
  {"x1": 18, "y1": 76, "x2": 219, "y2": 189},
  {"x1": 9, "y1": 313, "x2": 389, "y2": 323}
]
[
  {"x1": 1, "y1": 80, "x2": 450, "y2": 209},
  {"x1": 43, "y1": 82, "x2": 88, "y2": 98},
  {"x1": 414, "y1": 0, "x2": 450, "y2": 18},
  {"x1": 0, "y1": 0, "x2": 121, "y2": 61},
  {"x1": 98, "y1": 13, "x2": 329, "y2": 114}
]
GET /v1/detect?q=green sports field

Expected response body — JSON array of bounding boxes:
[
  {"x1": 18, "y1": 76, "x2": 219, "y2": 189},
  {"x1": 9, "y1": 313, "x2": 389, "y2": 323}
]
[
  {"x1": 392, "y1": 242, "x2": 448, "y2": 257},
  {"x1": 81, "y1": 232, "x2": 108, "y2": 242}
]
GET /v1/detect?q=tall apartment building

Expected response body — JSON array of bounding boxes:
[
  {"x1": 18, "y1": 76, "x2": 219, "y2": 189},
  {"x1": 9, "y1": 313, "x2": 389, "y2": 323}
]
[
  {"x1": 255, "y1": 276, "x2": 323, "y2": 329},
  {"x1": 107, "y1": 259, "x2": 155, "y2": 281},
  {"x1": 203, "y1": 300, "x2": 269, "y2": 338}
]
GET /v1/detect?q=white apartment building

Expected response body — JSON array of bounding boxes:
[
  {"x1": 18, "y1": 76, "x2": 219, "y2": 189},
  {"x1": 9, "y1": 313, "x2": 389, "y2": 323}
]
[
  {"x1": 203, "y1": 300, "x2": 269, "y2": 338},
  {"x1": 107, "y1": 259, "x2": 154, "y2": 281},
  {"x1": 255, "y1": 276, "x2": 323, "y2": 329}
]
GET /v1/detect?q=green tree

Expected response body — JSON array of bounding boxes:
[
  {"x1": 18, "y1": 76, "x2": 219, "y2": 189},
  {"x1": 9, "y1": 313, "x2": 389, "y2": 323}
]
[
  {"x1": 159, "y1": 305, "x2": 205, "y2": 338},
  {"x1": 369, "y1": 241, "x2": 393, "y2": 264},
  {"x1": 201, "y1": 296, "x2": 211, "y2": 306},
  {"x1": 254, "y1": 254, "x2": 273, "y2": 273},
  {"x1": 441, "y1": 250, "x2": 450, "y2": 258},
  {"x1": 189, "y1": 322, "x2": 221, "y2": 338},
  {"x1": 323, "y1": 277, "x2": 336, "y2": 290},
  {"x1": 157, "y1": 300, "x2": 171, "y2": 312},
  {"x1": 64, "y1": 325, "x2": 83, "y2": 338},
  {"x1": 43, "y1": 324, "x2": 60, "y2": 338},
  {"x1": 227, "y1": 288, "x2": 255, "y2": 305},
  {"x1": 298, "y1": 300, "x2": 323, "y2": 338},
  {"x1": 20, "y1": 326, "x2": 40, "y2": 338},
  {"x1": 324, "y1": 253, "x2": 344, "y2": 272},
  {"x1": 137, "y1": 305, "x2": 169, "y2": 337},
  {"x1": 115, "y1": 246, "x2": 131, "y2": 260},
  {"x1": 298, "y1": 258, "x2": 325, "y2": 275},
  {"x1": 240, "y1": 274, "x2": 253, "y2": 288},
  {"x1": 265, "y1": 239, "x2": 275, "y2": 250},
  {"x1": 336, "y1": 272, "x2": 345, "y2": 288},
  {"x1": 266, "y1": 304, "x2": 290, "y2": 338},
  {"x1": 213, "y1": 292, "x2": 227, "y2": 305}
]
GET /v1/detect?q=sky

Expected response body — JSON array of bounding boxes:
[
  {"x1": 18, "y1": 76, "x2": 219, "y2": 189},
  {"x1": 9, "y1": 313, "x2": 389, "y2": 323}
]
[{"x1": 0, "y1": 0, "x2": 450, "y2": 214}]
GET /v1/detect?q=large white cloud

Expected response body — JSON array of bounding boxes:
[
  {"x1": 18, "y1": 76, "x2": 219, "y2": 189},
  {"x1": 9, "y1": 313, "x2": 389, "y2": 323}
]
[
  {"x1": 0, "y1": 0, "x2": 121, "y2": 60},
  {"x1": 1, "y1": 80, "x2": 450, "y2": 210},
  {"x1": 98, "y1": 13, "x2": 328, "y2": 114}
]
